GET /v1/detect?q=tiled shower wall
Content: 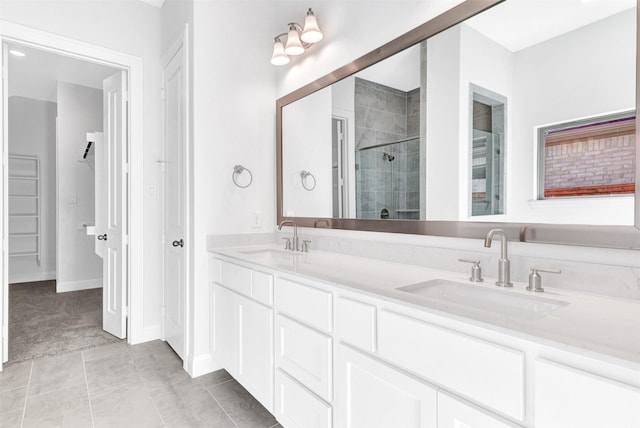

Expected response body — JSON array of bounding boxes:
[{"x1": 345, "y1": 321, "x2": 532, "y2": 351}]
[{"x1": 355, "y1": 78, "x2": 421, "y2": 219}]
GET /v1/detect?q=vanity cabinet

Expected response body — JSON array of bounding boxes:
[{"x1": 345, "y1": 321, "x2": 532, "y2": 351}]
[
  {"x1": 437, "y1": 392, "x2": 517, "y2": 428},
  {"x1": 274, "y1": 276, "x2": 334, "y2": 428},
  {"x1": 534, "y1": 358, "x2": 640, "y2": 428},
  {"x1": 336, "y1": 344, "x2": 437, "y2": 428},
  {"x1": 210, "y1": 258, "x2": 274, "y2": 412},
  {"x1": 209, "y1": 253, "x2": 640, "y2": 428},
  {"x1": 377, "y1": 309, "x2": 525, "y2": 420}
]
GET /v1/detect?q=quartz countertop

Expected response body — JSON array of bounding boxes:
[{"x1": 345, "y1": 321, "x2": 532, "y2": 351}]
[{"x1": 209, "y1": 244, "x2": 640, "y2": 368}]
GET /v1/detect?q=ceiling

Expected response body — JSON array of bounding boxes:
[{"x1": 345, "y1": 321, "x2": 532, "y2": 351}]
[
  {"x1": 8, "y1": 44, "x2": 119, "y2": 103},
  {"x1": 466, "y1": 0, "x2": 636, "y2": 52}
]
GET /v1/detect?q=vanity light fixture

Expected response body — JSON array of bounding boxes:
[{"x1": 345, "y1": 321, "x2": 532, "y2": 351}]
[
  {"x1": 9, "y1": 49, "x2": 26, "y2": 57},
  {"x1": 271, "y1": 8, "x2": 323, "y2": 66}
]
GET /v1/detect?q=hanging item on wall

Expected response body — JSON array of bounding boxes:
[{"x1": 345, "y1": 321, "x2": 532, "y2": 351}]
[
  {"x1": 300, "y1": 170, "x2": 316, "y2": 191},
  {"x1": 232, "y1": 165, "x2": 253, "y2": 188}
]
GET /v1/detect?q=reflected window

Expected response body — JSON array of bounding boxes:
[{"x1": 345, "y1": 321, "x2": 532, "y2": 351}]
[{"x1": 538, "y1": 112, "x2": 636, "y2": 198}]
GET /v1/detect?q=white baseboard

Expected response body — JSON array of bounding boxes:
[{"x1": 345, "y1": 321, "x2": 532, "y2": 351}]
[
  {"x1": 187, "y1": 353, "x2": 222, "y2": 378},
  {"x1": 9, "y1": 271, "x2": 56, "y2": 284},
  {"x1": 56, "y1": 278, "x2": 102, "y2": 293}
]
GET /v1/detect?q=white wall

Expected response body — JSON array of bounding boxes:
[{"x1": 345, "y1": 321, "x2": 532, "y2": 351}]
[
  {"x1": 7, "y1": 96, "x2": 57, "y2": 283},
  {"x1": 282, "y1": 86, "x2": 332, "y2": 217},
  {"x1": 56, "y1": 82, "x2": 102, "y2": 292},
  {"x1": 160, "y1": 0, "x2": 277, "y2": 375},
  {"x1": 510, "y1": 8, "x2": 635, "y2": 225},
  {"x1": 1, "y1": 0, "x2": 163, "y2": 338},
  {"x1": 425, "y1": 25, "x2": 462, "y2": 220}
]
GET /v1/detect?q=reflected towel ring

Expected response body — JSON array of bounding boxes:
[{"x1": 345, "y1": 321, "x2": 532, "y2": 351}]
[
  {"x1": 232, "y1": 165, "x2": 253, "y2": 188},
  {"x1": 300, "y1": 170, "x2": 316, "y2": 191}
]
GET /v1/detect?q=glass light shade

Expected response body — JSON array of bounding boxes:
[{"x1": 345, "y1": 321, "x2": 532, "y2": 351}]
[
  {"x1": 301, "y1": 12, "x2": 323, "y2": 43},
  {"x1": 284, "y1": 27, "x2": 305, "y2": 56},
  {"x1": 271, "y1": 40, "x2": 290, "y2": 66}
]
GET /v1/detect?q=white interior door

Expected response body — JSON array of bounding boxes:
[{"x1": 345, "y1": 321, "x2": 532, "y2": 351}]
[
  {"x1": 92, "y1": 132, "x2": 106, "y2": 259},
  {"x1": 102, "y1": 71, "x2": 127, "y2": 339},
  {"x1": 162, "y1": 44, "x2": 186, "y2": 359},
  {"x1": 1, "y1": 44, "x2": 9, "y2": 366}
]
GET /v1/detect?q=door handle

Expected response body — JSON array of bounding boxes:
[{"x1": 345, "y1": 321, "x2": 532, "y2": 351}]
[
  {"x1": 97, "y1": 234, "x2": 107, "y2": 241},
  {"x1": 172, "y1": 239, "x2": 184, "y2": 248}
]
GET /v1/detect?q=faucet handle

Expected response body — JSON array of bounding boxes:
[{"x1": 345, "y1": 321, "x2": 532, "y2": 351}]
[
  {"x1": 282, "y1": 237, "x2": 292, "y2": 251},
  {"x1": 458, "y1": 259, "x2": 483, "y2": 282},
  {"x1": 527, "y1": 267, "x2": 561, "y2": 292},
  {"x1": 301, "y1": 240, "x2": 312, "y2": 253}
]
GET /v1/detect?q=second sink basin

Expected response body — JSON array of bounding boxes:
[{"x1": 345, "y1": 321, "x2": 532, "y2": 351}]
[
  {"x1": 238, "y1": 248, "x2": 302, "y2": 261},
  {"x1": 397, "y1": 279, "x2": 568, "y2": 320}
]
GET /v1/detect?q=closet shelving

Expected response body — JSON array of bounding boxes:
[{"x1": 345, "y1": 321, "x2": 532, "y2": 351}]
[{"x1": 8, "y1": 155, "x2": 41, "y2": 265}]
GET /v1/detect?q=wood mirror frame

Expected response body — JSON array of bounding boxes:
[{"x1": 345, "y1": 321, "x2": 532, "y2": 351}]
[{"x1": 276, "y1": 0, "x2": 640, "y2": 249}]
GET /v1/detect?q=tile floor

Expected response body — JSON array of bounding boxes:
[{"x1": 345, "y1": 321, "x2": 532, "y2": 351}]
[{"x1": 0, "y1": 340, "x2": 280, "y2": 428}]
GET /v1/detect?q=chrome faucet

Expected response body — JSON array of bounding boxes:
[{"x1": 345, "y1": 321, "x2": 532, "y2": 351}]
[
  {"x1": 484, "y1": 228, "x2": 513, "y2": 287},
  {"x1": 278, "y1": 220, "x2": 299, "y2": 251}
]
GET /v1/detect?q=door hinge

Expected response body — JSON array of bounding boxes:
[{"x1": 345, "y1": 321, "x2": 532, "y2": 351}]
[
  {"x1": 2, "y1": 65, "x2": 7, "y2": 80},
  {"x1": 160, "y1": 235, "x2": 165, "y2": 245},
  {"x1": 160, "y1": 88, "x2": 165, "y2": 100},
  {"x1": 123, "y1": 91, "x2": 129, "y2": 103},
  {"x1": 123, "y1": 163, "x2": 129, "y2": 174},
  {"x1": 123, "y1": 306, "x2": 129, "y2": 317},
  {"x1": 123, "y1": 235, "x2": 129, "y2": 246}
]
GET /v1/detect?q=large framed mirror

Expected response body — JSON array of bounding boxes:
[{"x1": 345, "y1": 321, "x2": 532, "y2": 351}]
[{"x1": 276, "y1": 0, "x2": 640, "y2": 249}]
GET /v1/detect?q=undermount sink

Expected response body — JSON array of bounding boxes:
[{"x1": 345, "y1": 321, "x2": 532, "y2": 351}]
[
  {"x1": 397, "y1": 279, "x2": 568, "y2": 320},
  {"x1": 238, "y1": 248, "x2": 302, "y2": 258}
]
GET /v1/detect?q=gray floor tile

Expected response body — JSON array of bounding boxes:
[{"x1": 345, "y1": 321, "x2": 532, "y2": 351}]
[
  {"x1": 0, "y1": 386, "x2": 27, "y2": 428},
  {"x1": 91, "y1": 382, "x2": 164, "y2": 428},
  {"x1": 198, "y1": 369, "x2": 232, "y2": 389},
  {"x1": 28, "y1": 353, "x2": 85, "y2": 397},
  {"x1": 84, "y1": 352, "x2": 141, "y2": 396},
  {"x1": 22, "y1": 383, "x2": 92, "y2": 428},
  {"x1": 150, "y1": 378, "x2": 235, "y2": 428},
  {"x1": 208, "y1": 379, "x2": 277, "y2": 428},
  {"x1": 0, "y1": 361, "x2": 31, "y2": 393},
  {"x1": 130, "y1": 342, "x2": 191, "y2": 389},
  {"x1": 83, "y1": 341, "x2": 128, "y2": 362}
]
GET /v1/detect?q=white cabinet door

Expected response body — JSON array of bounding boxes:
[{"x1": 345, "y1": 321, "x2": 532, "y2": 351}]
[
  {"x1": 438, "y1": 392, "x2": 516, "y2": 428},
  {"x1": 535, "y1": 358, "x2": 640, "y2": 428},
  {"x1": 238, "y1": 294, "x2": 274, "y2": 412},
  {"x1": 211, "y1": 284, "x2": 237, "y2": 376},
  {"x1": 336, "y1": 344, "x2": 437, "y2": 428}
]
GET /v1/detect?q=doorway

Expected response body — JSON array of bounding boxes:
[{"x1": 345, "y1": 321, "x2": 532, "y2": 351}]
[
  {"x1": 0, "y1": 22, "x2": 144, "y2": 370},
  {"x1": 3, "y1": 42, "x2": 125, "y2": 363}
]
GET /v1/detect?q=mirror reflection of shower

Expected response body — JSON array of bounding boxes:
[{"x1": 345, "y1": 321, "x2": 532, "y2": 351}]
[{"x1": 354, "y1": 76, "x2": 422, "y2": 221}]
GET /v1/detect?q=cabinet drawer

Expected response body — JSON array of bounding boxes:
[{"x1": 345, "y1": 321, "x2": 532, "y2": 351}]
[
  {"x1": 438, "y1": 392, "x2": 516, "y2": 428},
  {"x1": 275, "y1": 370, "x2": 332, "y2": 428},
  {"x1": 276, "y1": 315, "x2": 332, "y2": 402},
  {"x1": 217, "y1": 260, "x2": 273, "y2": 306},
  {"x1": 378, "y1": 310, "x2": 524, "y2": 420},
  {"x1": 275, "y1": 278, "x2": 332, "y2": 332},
  {"x1": 336, "y1": 297, "x2": 376, "y2": 353},
  {"x1": 336, "y1": 344, "x2": 436, "y2": 428},
  {"x1": 534, "y1": 358, "x2": 640, "y2": 428}
]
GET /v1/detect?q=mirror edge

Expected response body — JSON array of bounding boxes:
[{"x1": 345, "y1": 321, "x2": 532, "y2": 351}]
[{"x1": 276, "y1": 0, "x2": 640, "y2": 250}]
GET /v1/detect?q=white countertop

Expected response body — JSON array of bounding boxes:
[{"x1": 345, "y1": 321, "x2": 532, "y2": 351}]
[{"x1": 209, "y1": 244, "x2": 640, "y2": 368}]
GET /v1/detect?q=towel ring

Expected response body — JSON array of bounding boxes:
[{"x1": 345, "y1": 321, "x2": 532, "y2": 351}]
[
  {"x1": 232, "y1": 165, "x2": 253, "y2": 188},
  {"x1": 300, "y1": 170, "x2": 316, "y2": 191}
]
